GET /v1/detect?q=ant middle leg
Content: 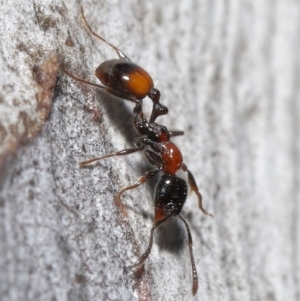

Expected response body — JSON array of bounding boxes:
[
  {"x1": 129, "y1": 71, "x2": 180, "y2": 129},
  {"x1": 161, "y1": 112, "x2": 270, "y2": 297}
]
[
  {"x1": 80, "y1": 148, "x2": 142, "y2": 167},
  {"x1": 115, "y1": 167, "x2": 161, "y2": 207},
  {"x1": 181, "y1": 163, "x2": 213, "y2": 217},
  {"x1": 80, "y1": 6, "x2": 130, "y2": 61}
]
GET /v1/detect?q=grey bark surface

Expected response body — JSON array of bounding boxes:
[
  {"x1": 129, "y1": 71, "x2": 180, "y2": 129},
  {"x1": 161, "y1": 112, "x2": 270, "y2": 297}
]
[{"x1": 0, "y1": 0, "x2": 299, "y2": 301}]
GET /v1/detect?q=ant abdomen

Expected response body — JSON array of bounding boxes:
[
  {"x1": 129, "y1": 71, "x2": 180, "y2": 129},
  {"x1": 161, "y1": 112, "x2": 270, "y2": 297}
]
[
  {"x1": 95, "y1": 59, "x2": 155, "y2": 101},
  {"x1": 155, "y1": 175, "x2": 187, "y2": 222}
]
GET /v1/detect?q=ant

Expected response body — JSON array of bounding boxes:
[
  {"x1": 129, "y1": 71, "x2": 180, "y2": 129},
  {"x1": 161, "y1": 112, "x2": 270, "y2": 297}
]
[
  {"x1": 61, "y1": 7, "x2": 213, "y2": 296},
  {"x1": 61, "y1": 7, "x2": 168, "y2": 123}
]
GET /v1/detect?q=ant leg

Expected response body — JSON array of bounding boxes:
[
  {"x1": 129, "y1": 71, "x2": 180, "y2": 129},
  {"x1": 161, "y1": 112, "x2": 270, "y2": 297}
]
[
  {"x1": 115, "y1": 167, "x2": 161, "y2": 206},
  {"x1": 181, "y1": 163, "x2": 213, "y2": 217},
  {"x1": 80, "y1": 6, "x2": 130, "y2": 61},
  {"x1": 131, "y1": 216, "x2": 171, "y2": 268},
  {"x1": 61, "y1": 66, "x2": 106, "y2": 91},
  {"x1": 144, "y1": 150, "x2": 163, "y2": 167},
  {"x1": 80, "y1": 148, "x2": 141, "y2": 167},
  {"x1": 169, "y1": 130, "x2": 185, "y2": 137},
  {"x1": 178, "y1": 214, "x2": 198, "y2": 296}
]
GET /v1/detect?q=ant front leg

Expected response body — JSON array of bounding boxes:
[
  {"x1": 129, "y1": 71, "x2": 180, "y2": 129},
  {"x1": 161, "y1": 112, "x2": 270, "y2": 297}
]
[
  {"x1": 80, "y1": 7, "x2": 130, "y2": 61},
  {"x1": 181, "y1": 163, "x2": 213, "y2": 218}
]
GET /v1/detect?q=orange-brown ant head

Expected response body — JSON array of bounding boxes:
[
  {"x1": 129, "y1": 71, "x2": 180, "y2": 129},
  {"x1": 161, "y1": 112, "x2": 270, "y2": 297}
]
[{"x1": 154, "y1": 175, "x2": 187, "y2": 222}]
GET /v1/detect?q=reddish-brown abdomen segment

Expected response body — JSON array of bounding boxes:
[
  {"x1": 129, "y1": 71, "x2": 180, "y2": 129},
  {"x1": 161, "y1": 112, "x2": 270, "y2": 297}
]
[
  {"x1": 161, "y1": 141, "x2": 183, "y2": 175},
  {"x1": 95, "y1": 59, "x2": 154, "y2": 100}
]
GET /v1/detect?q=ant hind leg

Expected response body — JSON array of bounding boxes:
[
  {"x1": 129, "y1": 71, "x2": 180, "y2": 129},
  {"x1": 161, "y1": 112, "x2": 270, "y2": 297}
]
[
  {"x1": 130, "y1": 216, "x2": 171, "y2": 268},
  {"x1": 178, "y1": 214, "x2": 198, "y2": 296}
]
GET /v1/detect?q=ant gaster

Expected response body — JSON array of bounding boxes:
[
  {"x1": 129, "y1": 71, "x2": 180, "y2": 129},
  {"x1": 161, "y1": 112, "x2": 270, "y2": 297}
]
[
  {"x1": 62, "y1": 8, "x2": 213, "y2": 296},
  {"x1": 61, "y1": 7, "x2": 168, "y2": 123}
]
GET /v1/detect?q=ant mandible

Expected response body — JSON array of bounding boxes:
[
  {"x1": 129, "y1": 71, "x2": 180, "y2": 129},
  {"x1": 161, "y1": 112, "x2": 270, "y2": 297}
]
[
  {"x1": 61, "y1": 7, "x2": 168, "y2": 123},
  {"x1": 62, "y1": 7, "x2": 213, "y2": 296}
]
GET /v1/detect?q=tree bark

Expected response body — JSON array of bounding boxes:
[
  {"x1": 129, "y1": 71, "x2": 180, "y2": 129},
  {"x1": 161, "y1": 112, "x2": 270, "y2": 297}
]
[{"x1": 0, "y1": 0, "x2": 299, "y2": 300}]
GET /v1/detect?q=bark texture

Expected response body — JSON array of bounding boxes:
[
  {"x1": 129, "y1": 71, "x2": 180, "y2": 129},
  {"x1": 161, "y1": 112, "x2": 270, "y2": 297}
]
[{"x1": 0, "y1": 0, "x2": 299, "y2": 300}]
